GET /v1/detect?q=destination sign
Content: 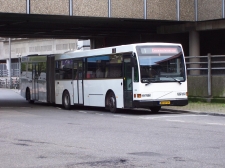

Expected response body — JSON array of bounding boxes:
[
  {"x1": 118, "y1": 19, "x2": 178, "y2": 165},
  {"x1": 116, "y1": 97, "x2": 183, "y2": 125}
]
[{"x1": 151, "y1": 48, "x2": 178, "y2": 53}]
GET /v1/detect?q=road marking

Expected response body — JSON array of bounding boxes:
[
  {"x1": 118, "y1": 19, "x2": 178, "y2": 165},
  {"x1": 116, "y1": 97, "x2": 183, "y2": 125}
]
[
  {"x1": 56, "y1": 107, "x2": 62, "y2": 110},
  {"x1": 96, "y1": 113, "x2": 103, "y2": 115},
  {"x1": 78, "y1": 111, "x2": 87, "y2": 113},
  {"x1": 114, "y1": 115, "x2": 123, "y2": 117},
  {"x1": 166, "y1": 119, "x2": 185, "y2": 123},
  {"x1": 139, "y1": 114, "x2": 204, "y2": 120},
  {"x1": 207, "y1": 123, "x2": 225, "y2": 126}
]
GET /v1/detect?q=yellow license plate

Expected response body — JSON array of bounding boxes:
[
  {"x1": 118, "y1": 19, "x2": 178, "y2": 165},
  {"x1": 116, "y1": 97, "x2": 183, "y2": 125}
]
[{"x1": 160, "y1": 101, "x2": 170, "y2": 105}]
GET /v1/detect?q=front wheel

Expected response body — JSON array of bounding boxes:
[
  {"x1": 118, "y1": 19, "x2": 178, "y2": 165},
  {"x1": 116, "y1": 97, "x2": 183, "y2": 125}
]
[
  {"x1": 62, "y1": 91, "x2": 71, "y2": 110},
  {"x1": 150, "y1": 106, "x2": 161, "y2": 113},
  {"x1": 106, "y1": 92, "x2": 117, "y2": 113}
]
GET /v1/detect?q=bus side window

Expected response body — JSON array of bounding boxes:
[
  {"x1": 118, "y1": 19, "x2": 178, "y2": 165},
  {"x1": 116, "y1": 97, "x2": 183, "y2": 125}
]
[
  {"x1": 96, "y1": 63, "x2": 104, "y2": 78},
  {"x1": 55, "y1": 61, "x2": 61, "y2": 80},
  {"x1": 105, "y1": 67, "x2": 108, "y2": 78},
  {"x1": 63, "y1": 68, "x2": 72, "y2": 79},
  {"x1": 21, "y1": 62, "x2": 27, "y2": 77},
  {"x1": 27, "y1": 63, "x2": 32, "y2": 78},
  {"x1": 55, "y1": 59, "x2": 73, "y2": 80},
  {"x1": 108, "y1": 63, "x2": 122, "y2": 78},
  {"x1": 86, "y1": 59, "x2": 95, "y2": 79},
  {"x1": 107, "y1": 54, "x2": 122, "y2": 78},
  {"x1": 73, "y1": 69, "x2": 77, "y2": 79},
  {"x1": 87, "y1": 55, "x2": 110, "y2": 79}
]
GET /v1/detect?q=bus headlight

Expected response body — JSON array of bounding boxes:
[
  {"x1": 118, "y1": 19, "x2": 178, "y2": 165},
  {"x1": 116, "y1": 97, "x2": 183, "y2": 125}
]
[{"x1": 137, "y1": 94, "x2": 141, "y2": 98}]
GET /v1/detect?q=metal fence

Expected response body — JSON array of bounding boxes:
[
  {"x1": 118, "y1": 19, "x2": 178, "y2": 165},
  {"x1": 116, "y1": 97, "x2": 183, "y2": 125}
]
[
  {"x1": 0, "y1": 63, "x2": 7, "y2": 77},
  {"x1": 186, "y1": 54, "x2": 225, "y2": 75},
  {"x1": 0, "y1": 62, "x2": 20, "y2": 89},
  {"x1": 0, "y1": 63, "x2": 19, "y2": 77},
  {"x1": 0, "y1": 78, "x2": 19, "y2": 89},
  {"x1": 185, "y1": 54, "x2": 225, "y2": 97}
]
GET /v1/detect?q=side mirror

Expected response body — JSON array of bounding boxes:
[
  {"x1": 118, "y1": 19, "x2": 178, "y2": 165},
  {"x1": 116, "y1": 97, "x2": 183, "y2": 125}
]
[{"x1": 131, "y1": 52, "x2": 136, "y2": 58}]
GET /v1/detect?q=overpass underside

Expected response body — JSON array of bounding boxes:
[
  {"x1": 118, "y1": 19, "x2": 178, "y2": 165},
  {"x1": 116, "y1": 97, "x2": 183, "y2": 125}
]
[
  {"x1": 0, "y1": 0, "x2": 191, "y2": 39},
  {"x1": 0, "y1": 0, "x2": 225, "y2": 55}
]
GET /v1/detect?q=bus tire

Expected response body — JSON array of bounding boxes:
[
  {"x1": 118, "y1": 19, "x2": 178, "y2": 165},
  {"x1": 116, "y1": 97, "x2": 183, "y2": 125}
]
[
  {"x1": 106, "y1": 92, "x2": 117, "y2": 113},
  {"x1": 150, "y1": 106, "x2": 161, "y2": 113},
  {"x1": 62, "y1": 90, "x2": 71, "y2": 110},
  {"x1": 26, "y1": 88, "x2": 34, "y2": 104}
]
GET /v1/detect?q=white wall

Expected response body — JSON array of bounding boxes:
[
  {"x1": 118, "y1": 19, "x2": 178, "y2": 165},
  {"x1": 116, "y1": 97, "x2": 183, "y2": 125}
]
[
  {"x1": 77, "y1": 39, "x2": 90, "y2": 50},
  {"x1": 0, "y1": 39, "x2": 91, "y2": 60}
]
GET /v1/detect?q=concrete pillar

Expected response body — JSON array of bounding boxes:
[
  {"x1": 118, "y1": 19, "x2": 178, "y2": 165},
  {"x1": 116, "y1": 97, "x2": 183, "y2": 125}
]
[
  {"x1": 90, "y1": 38, "x2": 105, "y2": 49},
  {"x1": 90, "y1": 39, "x2": 95, "y2": 49},
  {"x1": 6, "y1": 59, "x2": 10, "y2": 71},
  {"x1": 189, "y1": 31, "x2": 200, "y2": 75},
  {"x1": 6, "y1": 58, "x2": 10, "y2": 83}
]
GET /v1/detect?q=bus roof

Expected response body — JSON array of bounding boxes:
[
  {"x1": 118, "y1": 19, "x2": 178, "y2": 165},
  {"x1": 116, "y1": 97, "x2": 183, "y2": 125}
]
[{"x1": 55, "y1": 42, "x2": 182, "y2": 60}]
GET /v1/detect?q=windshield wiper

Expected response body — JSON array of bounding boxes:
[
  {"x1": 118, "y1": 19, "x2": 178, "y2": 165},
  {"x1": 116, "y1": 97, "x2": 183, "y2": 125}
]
[
  {"x1": 145, "y1": 81, "x2": 151, "y2": 86},
  {"x1": 166, "y1": 76, "x2": 182, "y2": 85}
]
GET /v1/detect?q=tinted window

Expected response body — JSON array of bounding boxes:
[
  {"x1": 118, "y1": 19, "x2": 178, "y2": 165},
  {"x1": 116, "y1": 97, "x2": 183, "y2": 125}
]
[
  {"x1": 86, "y1": 55, "x2": 122, "y2": 79},
  {"x1": 55, "y1": 59, "x2": 73, "y2": 80}
]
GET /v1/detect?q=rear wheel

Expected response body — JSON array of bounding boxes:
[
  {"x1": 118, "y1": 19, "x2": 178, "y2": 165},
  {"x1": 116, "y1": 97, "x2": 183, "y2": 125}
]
[
  {"x1": 62, "y1": 90, "x2": 71, "y2": 110},
  {"x1": 150, "y1": 106, "x2": 161, "y2": 113},
  {"x1": 26, "y1": 88, "x2": 34, "y2": 104},
  {"x1": 106, "y1": 92, "x2": 117, "y2": 113}
]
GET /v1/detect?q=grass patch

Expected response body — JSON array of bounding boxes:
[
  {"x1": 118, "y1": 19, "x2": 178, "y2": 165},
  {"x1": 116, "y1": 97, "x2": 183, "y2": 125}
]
[
  {"x1": 211, "y1": 99, "x2": 225, "y2": 103},
  {"x1": 188, "y1": 97, "x2": 207, "y2": 103},
  {"x1": 188, "y1": 97, "x2": 225, "y2": 104}
]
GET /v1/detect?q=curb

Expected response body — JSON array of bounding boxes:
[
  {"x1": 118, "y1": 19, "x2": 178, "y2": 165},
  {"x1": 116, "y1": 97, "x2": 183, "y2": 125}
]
[{"x1": 161, "y1": 108, "x2": 225, "y2": 117}]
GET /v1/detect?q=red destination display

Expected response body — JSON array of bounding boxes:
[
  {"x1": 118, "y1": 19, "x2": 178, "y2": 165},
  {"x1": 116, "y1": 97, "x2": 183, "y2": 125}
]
[{"x1": 151, "y1": 48, "x2": 178, "y2": 53}]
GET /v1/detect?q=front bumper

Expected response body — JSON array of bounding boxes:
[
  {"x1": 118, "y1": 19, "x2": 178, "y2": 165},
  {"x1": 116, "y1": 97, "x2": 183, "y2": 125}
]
[{"x1": 133, "y1": 99, "x2": 188, "y2": 108}]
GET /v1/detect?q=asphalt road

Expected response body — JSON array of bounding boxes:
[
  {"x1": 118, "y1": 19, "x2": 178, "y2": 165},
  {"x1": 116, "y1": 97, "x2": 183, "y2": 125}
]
[{"x1": 0, "y1": 89, "x2": 225, "y2": 168}]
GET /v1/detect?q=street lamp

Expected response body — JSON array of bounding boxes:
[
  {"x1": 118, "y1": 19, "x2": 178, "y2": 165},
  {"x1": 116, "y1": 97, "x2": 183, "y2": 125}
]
[{"x1": 8, "y1": 38, "x2": 11, "y2": 88}]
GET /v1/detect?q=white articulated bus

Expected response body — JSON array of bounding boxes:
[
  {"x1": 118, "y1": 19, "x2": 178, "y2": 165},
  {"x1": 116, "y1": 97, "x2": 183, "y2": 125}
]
[{"x1": 20, "y1": 43, "x2": 188, "y2": 113}]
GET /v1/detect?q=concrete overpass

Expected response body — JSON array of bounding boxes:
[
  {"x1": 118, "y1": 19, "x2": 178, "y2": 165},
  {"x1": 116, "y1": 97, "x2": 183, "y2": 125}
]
[
  {"x1": 1, "y1": 0, "x2": 225, "y2": 55},
  {"x1": 0, "y1": 1, "x2": 187, "y2": 44}
]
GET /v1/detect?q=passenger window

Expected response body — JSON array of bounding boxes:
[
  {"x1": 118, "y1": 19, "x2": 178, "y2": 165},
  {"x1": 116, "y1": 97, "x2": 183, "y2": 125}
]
[
  {"x1": 86, "y1": 55, "x2": 122, "y2": 79},
  {"x1": 107, "y1": 54, "x2": 122, "y2": 78},
  {"x1": 27, "y1": 63, "x2": 32, "y2": 78},
  {"x1": 55, "y1": 59, "x2": 73, "y2": 80},
  {"x1": 87, "y1": 56, "x2": 109, "y2": 79}
]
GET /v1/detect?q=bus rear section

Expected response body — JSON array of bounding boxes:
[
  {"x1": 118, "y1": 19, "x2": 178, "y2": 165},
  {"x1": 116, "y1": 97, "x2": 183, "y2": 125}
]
[{"x1": 20, "y1": 55, "x2": 55, "y2": 104}]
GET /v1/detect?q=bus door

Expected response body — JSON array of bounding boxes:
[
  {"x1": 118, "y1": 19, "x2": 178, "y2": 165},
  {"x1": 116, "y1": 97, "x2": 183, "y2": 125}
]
[
  {"x1": 73, "y1": 60, "x2": 83, "y2": 104},
  {"x1": 123, "y1": 55, "x2": 133, "y2": 108},
  {"x1": 32, "y1": 63, "x2": 39, "y2": 100}
]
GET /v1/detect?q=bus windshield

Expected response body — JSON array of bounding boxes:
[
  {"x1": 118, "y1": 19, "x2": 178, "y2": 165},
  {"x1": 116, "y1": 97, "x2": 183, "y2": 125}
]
[{"x1": 136, "y1": 46, "x2": 185, "y2": 84}]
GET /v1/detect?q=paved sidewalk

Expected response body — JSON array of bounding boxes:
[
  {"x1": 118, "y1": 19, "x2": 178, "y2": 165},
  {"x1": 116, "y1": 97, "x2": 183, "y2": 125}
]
[
  {"x1": 162, "y1": 102, "x2": 225, "y2": 116},
  {"x1": 11, "y1": 88, "x2": 20, "y2": 94}
]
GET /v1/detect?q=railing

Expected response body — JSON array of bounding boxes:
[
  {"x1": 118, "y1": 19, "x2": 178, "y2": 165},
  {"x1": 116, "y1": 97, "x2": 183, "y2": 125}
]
[
  {"x1": 186, "y1": 54, "x2": 225, "y2": 75},
  {"x1": 0, "y1": 78, "x2": 19, "y2": 89},
  {"x1": 0, "y1": 69, "x2": 19, "y2": 77},
  {"x1": 185, "y1": 54, "x2": 225, "y2": 97},
  {"x1": 0, "y1": 70, "x2": 8, "y2": 77}
]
